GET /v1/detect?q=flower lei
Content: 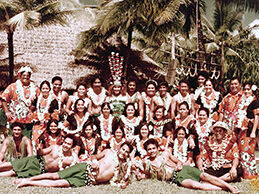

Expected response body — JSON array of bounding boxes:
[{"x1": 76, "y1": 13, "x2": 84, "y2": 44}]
[
  {"x1": 237, "y1": 95, "x2": 255, "y2": 128},
  {"x1": 36, "y1": 93, "x2": 53, "y2": 121},
  {"x1": 142, "y1": 92, "x2": 152, "y2": 121},
  {"x1": 175, "y1": 114, "x2": 194, "y2": 133},
  {"x1": 58, "y1": 146, "x2": 77, "y2": 170},
  {"x1": 200, "y1": 90, "x2": 220, "y2": 114},
  {"x1": 208, "y1": 135, "x2": 230, "y2": 170},
  {"x1": 99, "y1": 114, "x2": 114, "y2": 141},
  {"x1": 82, "y1": 136, "x2": 96, "y2": 156},
  {"x1": 150, "y1": 118, "x2": 171, "y2": 138},
  {"x1": 120, "y1": 115, "x2": 142, "y2": 137},
  {"x1": 87, "y1": 87, "x2": 106, "y2": 106},
  {"x1": 156, "y1": 92, "x2": 172, "y2": 115},
  {"x1": 196, "y1": 119, "x2": 213, "y2": 140},
  {"x1": 126, "y1": 92, "x2": 140, "y2": 109},
  {"x1": 16, "y1": 79, "x2": 36, "y2": 107},
  {"x1": 110, "y1": 137, "x2": 125, "y2": 152},
  {"x1": 110, "y1": 155, "x2": 132, "y2": 187},
  {"x1": 62, "y1": 113, "x2": 89, "y2": 134},
  {"x1": 176, "y1": 92, "x2": 192, "y2": 110},
  {"x1": 135, "y1": 136, "x2": 148, "y2": 158},
  {"x1": 173, "y1": 138, "x2": 188, "y2": 163}
]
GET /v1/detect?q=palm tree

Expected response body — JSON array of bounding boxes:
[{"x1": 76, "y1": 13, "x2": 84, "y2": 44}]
[{"x1": 0, "y1": 0, "x2": 75, "y2": 83}]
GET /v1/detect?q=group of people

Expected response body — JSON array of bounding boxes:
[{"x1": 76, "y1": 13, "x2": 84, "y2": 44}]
[{"x1": 0, "y1": 66, "x2": 258, "y2": 193}]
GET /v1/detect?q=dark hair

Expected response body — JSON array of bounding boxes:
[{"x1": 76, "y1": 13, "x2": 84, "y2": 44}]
[
  {"x1": 120, "y1": 141, "x2": 134, "y2": 153},
  {"x1": 76, "y1": 84, "x2": 86, "y2": 91},
  {"x1": 153, "y1": 105, "x2": 166, "y2": 120},
  {"x1": 74, "y1": 98, "x2": 87, "y2": 114},
  {"x1": 52, "y1": 76, "x2": 63, "y2": 84},
  {"x1": 243, "y1": 82, "x2": 252, "y2": 88},
  {"x1": 144, "y1": 138, "x2": 159, "y2": 151},
  {"x1": 46, "y1": 119, "x2": 60, "y2": 136},
  {"x1": 63, "y1": 134, "x2": 77, "y2": 148},
  {"x1": 158, "y1": 81, "x2": 168, "y2": 89},
  {"x1": 81, "y1": 119, "x2": 97, "y2": 138},
  {"x1": 123, "y1": 103, "x2": 139, "y2": 117},
  {"x1": 91, "y1": 75, "x2": 103, "y2": 87},
  {"x1": 101, "y1": 102, "x2": 113, "y2": 114},
  {"x1": 178, "y1": 101, "x2": 190, "y2": 115},
  {"x1": 11, "y1": 122, "x2": 24, "y2": 130},
  {"x1": 136, "y1": 122, "x2": 150, "y2": 139},
  {"x1": 40, "y1": 80, "x2": 51, "y2": 91},
  {"x1": 230, "y1": 77, "x2": 241, "y2": 84},
  {"x1": 48, "y1": 99, "x2": 59, "y2": 114},
  {"x1": 127, "y1": 77, "x2": 137, "y2": 88},
  {"x1": 198, "y1": 71, "x2": 209, "y2": 80},
  {"x1": 179, "y1": 79, "x2": 190, "y2": 87},
  {"x1": 112, "y1": 120, "x2": 125, "y2": 138},
  {"x1": 198, "y1": 107, "x2": 209, "y2": 117},
  {"x1": 20, "y1": 71, "x2": 31, "y2": 77},
  {"x1": 146, "y1": 80, "x2": 157, "y2": 90},
  {"x1": 175, "y1": 126, "x2": 187, "y2": 138},
  {"x1": 204, "y1": 78, "x2": 214, "y2": 88},
  {"x1": 163, "y1": 122, "x2": 174, "y2": 137}
]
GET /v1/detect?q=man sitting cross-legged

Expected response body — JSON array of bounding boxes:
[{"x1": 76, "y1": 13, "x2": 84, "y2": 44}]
[
  {"x1": 135, "y1": 138, "x2": 239, "y2": 193},
  {"x1": 14, "y1": 142, "x2": 133, "y2": 189},
  {"x1": 0, "y1": 134, "x2": 77, "y2": 177}
]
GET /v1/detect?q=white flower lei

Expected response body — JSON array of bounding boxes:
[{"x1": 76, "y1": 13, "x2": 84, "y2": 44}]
[
  {"x1": 150, "y1": 119, "x2": 171, "y2": 138},
  {"x1": 135, "y1": 136, "x2": 147, "y2": 158},
  {"x1": 200, "y1": 90, "x2": 220, "y2": 114},
  {"x1": 173, "y1": 138, "x2": 188, "y2": 163},
  {"x1": 110, "y1": 137, "x2": 125, "y2": 152},
  {"x1": 237, "y1": 95, "x2": 254, "y2": 128},
  {"x1": 120, "y1": 115, "x2": 142, "y2": 137},
  {"x1": 58, "y1": 146, "x2": 77, "y2": 170},
  {"x1": 36, "y1": 93, "x2": 53, "y2": 121},
  {"x1": 196, "y1": 119, "x2": 213, "y2": 139},
  {"x1": 87, "y1": 87, "x2": 106, "y2": 106},
  {"x1": 141, "y1": 92, "x2": 153, "y2": 121},
  {"x1": 99, "y1": 114, "x2": 114, "y2": 141},
  {"x1": 156, "y1": 92, "x2": 172, "y2": 115},
  {"x1": 176, "y1": 92, "x2": 192, "y2": 110},
  {"x1": 50, "y1": 90, "x2": 62, "y2": 111},
  {"x1": 63, "y1": 113, "x2": 89, "y2": 134},
  {"x1": 16, "y1": 80, "x2": 36, "y2": 107}
]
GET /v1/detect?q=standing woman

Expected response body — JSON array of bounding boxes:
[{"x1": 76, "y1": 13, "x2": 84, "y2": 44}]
[
  {"x1": 95, "y1": 102, "x2": 115, "y2": 141},
  {"x1": 65, "y1": 84, "x2": 91, "y2": 116},
  {"x1": 149, "y1": 106, "x2": 171, "y2": 138},
  {"x1": 196, "y1": 79, "x2": 222, "y2": 117},
  {"x1": 87, "y1": 76, "x2": 107, "y2": 116},
  {"x1": 62, "y1": 98, "x2": 90, "y2": 136},
  {"x1": 141, "y1": 80, "x2": 157, "y2": 122},
  {"x1": 106, "y1": 81, "x2": 127, "y2": 118},
  {"x1": 120, "y1": 103, "x2": 142, "y2": 140}
]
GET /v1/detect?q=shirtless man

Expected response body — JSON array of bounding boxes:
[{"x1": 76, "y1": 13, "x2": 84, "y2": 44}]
[
  {"x1": 51, "y1": 76, "x2": 69, "y2": 115},
  {"x1": 14, "y1": 142, "x2": 133, "y2": 188},
  {"x1": 0, "y1": 122, "x2": 32, "y2": 162},
  {"x1": 136, "y1": 138, "x2": 239, "y2": 193},
  {"x1": 126, "y1": 78, "x2": 144, "y2": 119},
  {"x1": 0, "y1": 135, "x2": 77, "y2": 177},
  {"x1": 171, "y1": 80, "x2": 195, "y2": 118},
  {"x1": 87, "y1": 76, "x2": 107, "y2": 116}
]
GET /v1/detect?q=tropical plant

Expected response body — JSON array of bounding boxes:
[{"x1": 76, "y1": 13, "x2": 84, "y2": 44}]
[{"x1": 0, "y1": 0, "x2": 77, "y2": 83}]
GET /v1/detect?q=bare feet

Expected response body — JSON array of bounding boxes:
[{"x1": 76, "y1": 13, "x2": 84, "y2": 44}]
[
  {"x1": 13, "y1": 178, "x2": 25, "y2": 185},
  {"x1": 16, "y1": 179, "x2": 28, "y2": 189}
]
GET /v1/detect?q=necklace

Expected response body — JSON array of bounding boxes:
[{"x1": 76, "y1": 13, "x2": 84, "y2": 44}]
[
  {"x1": 200, "y1": 90, "x2": 220, "y2": 114},
  {"x1": 16, "y1": 80, "x2": 36, "y2": 107},
  {"x1": 196, "y1": 119, "x2": 213, "y2": 140},
  {"x1": 156, "y1": 92, "x2": 172, "y2": 114},
  {"x1": 120, "y1": 115, "x2": 142, "y2": 137},
  {"x1": 173, "y1": 138, "x2": 188, "y2": 163},
  {"x1": 36, "y1": 93, "x2": 53, "y2": 121},
  {"x1": 177, "y1": 92, "x2": 192, "y2": 110},
  {"x1": 58, "y1": 146, "x2": 77, "y2": 170},
  {"x1": 99, "y1": 114, "x2": 113, "y2": 141},
  {"x1": 87, "y1": 87, "x2": 106, "y2": 106}
]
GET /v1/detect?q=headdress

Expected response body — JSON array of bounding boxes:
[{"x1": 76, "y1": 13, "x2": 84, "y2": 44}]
[
  {"x1": 18, "y1": 66, "x2": 32, "y2": 74},
  {"x1": 108, "y1": 52, "x2": 123, "y2": 85},
  {"x1": 212, "y1": 121, "x2": 229, "y2": 132}
]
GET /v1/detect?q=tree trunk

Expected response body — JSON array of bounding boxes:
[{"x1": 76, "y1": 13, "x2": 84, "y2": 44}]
[
  {"x1": 166, "y1": 33, "x2": 176, "y2": 85},
  {"x1": 124, "y1": 27, "x2": 133, "y2": 80},
  {"x1": 7, "y1": 27, "x2": 14, "y2": 84},
  {"x1": 221, "y1": 40, "x2": 225, "y2": 81},
  {"x1": 196, "y1": 0, "x2": 206, "y2": 69}
]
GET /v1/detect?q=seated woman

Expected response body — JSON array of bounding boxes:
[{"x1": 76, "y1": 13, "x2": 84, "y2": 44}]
[
  {"x1": 78, "y1": 120, "x2": 102, "y2": 162},
  {"x1": 95, "y1": 102, "x2": 115, "y2": 141},
  {"x1": 197, "y1": 122, "x2": 242, "y2": 182},
  {"x1": 172, "y1": 102, "x2": 196, "y2": 149},
  {"x1": 65, "y1": 84, "x2": 91, "y2": 116},
  {"x1": 62, "y1": 98, "x2": 90, "y2": 136},
  {"x1": 120, "y1": 103, "x2": 142, "y2": 140},
  {"x1": 149, "y1": 105, "x2": 171, "y2": 138},
  {"x1": 37, "y1": 119, "x2": 63, "y2": 149},
  {"x1": 159, "y1": 122, "x2": 174, "y2": 152},
  {"x1": 0, "y1": 122, "x2": 32, "y2": 162},
  {"x1": 172, "y1": 126, "x2": 195, "y2": 167},
  {"x1": 107, "y1": 120, "x2": 126, "y2": 152}
]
